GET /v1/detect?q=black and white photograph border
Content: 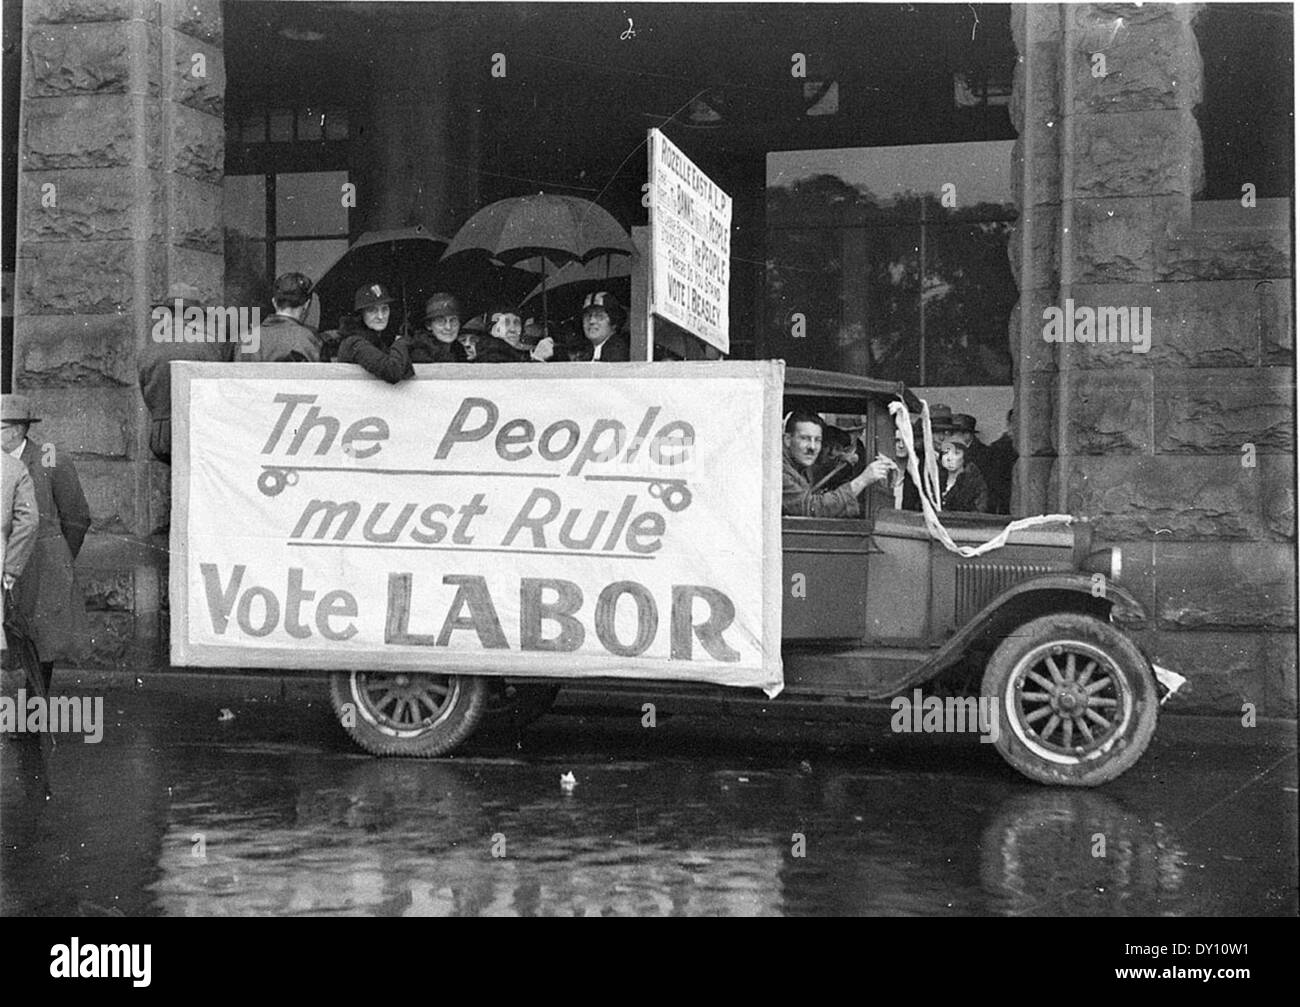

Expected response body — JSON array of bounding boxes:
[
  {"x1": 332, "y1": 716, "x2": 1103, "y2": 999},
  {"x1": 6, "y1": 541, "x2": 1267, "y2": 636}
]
[{"x1": 1, "y1": 0, "x2": 1296, "y2": 929}]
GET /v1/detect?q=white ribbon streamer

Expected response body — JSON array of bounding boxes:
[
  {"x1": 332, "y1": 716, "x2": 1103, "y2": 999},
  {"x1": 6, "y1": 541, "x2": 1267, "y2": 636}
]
[{"x1": 888, "y1": 397, "x2": 1074, "y2": 557}]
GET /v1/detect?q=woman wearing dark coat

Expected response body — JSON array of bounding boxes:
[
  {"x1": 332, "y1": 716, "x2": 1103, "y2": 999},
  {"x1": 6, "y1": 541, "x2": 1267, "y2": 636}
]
[
  {"x1": 2, "y1": 395, "x2": 91, "y2": 689},
  {"x1": 939, "y1": 440, "x2": 991, "y2": 513},
  {"x1": 332, "y1": 282, "x2": 414, "y2": 383}
]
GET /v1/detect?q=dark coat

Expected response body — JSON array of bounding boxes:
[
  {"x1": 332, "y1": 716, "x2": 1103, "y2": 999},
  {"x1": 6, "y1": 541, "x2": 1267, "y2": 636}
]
[
  {"x1": 571, "y1": 331, "x2": 631, "y2": 362},
  {"x1": 12, "y1": 438, "x2": 90, "y2": 662},
  {"x1": 940, "y1": 462, "x2": 991, "y2": 514},
  {"x1": 409, "y1": 335, "x2": 469, "y2": 364},
  {"x1": 474, "y1": 336, "x2": 531, "y2": 363},
  {"x1": 246, "y1": 313, "x2": 322, "y2": 362},
  {"x1": 138, "y1": 333, "x2": 235, "y2": 463},
  {"x1": 981, "y1": 434, "x2": 1017, "y2": 515},
  {"x1": 335, "y1": 316, "x2": 414, "y2": 383}
]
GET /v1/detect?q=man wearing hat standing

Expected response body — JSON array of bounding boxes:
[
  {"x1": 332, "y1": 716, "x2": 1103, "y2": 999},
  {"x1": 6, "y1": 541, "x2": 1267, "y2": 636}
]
[
  {"x1": 1, "y1": 395, "x2": 91, "y2": 690},
  {"x1": 1, "y1": 450, "x2": 39, "y2": 662},
  {"x1": 336, "y1": 282, "x2": 414, "y2": 383},
  {"x1": 137, "y1": 281, "x2": 235, "y2": 464},
  {"x1": 573, "y1": 291, "x2": 631, "y2": 362},
  {"x1": 246, "y1": 272, "x2": 322, "y2": 362}
]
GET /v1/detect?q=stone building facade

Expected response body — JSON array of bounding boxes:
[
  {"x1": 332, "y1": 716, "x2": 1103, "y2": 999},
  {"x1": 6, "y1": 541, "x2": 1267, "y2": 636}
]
[{"x1": 9, "y1": 1, "x2": 1296, "y2": 715}]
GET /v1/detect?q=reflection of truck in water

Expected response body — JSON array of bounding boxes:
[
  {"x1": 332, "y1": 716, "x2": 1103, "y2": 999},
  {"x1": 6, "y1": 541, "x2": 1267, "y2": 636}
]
[{"x1": 320, "y1": 368, "x2": 1173, "y2": 787}]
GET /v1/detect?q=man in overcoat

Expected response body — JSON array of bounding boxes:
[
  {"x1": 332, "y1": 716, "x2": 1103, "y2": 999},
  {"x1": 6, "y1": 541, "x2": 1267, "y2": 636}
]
[{"x1": 1, "y1": 395, "x2": 91, "y2": 690}]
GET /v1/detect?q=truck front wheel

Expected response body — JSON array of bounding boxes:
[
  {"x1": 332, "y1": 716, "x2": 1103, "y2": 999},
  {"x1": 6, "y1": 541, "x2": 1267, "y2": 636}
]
[
  {"x1": 982, "y1": 613, "x2": 1158, "y2": 786},
  {"x1": 329, "y1": 670, "x2": 488, "y2": 757}
]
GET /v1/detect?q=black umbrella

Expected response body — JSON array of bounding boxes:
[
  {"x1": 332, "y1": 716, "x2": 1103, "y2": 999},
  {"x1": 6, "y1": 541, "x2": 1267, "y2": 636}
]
[
  {"x1": 4, "y1": 587, "x2": 55, "y2": 789},
  {"x1": 313, "y1": 226, "x2": 448, "y2": 333}
]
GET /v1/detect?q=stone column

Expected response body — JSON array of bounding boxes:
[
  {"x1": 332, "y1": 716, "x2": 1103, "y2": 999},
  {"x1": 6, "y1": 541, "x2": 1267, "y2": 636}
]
[
  {"x1": 14, "y1": 0, "x2": 224, "y2": 668},
  {"x1": 352, "y1": 30, "x2": 459, "y2": 238},
  {"x1": 1010, "y1": 3, "x2": 1295, "y2": 716}
]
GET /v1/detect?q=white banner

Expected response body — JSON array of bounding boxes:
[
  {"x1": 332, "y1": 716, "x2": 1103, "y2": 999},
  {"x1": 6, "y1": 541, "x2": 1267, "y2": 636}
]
[
  {"x1": 171, "y1": 362, "x2": 784, "y2": 695},
  {"x1": 648, "y1": 129, "x2": 732, "y2": 353}
]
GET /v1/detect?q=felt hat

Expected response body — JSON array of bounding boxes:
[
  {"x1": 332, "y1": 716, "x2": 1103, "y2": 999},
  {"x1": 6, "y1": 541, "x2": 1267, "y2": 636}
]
[{"x1": 354, "y1": 282, "x2": 396, "y2": 310}]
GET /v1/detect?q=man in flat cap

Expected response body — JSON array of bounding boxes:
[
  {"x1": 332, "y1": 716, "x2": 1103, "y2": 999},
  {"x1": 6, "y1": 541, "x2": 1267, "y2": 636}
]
[
  {"x1": 245, "y1": 272, "x2": 322, "y2": 362},
  {"x1": 138, "y1": 281, "x2": 235, "y2": 463},
  {"x1": 1, "y1": 394, "x2": 90, "y2": 690}
]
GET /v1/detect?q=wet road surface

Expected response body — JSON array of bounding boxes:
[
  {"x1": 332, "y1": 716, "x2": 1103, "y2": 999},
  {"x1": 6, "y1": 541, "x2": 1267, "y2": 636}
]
[{"x1": 2, "y1": 673, "x2": 1296, "y2": 916}]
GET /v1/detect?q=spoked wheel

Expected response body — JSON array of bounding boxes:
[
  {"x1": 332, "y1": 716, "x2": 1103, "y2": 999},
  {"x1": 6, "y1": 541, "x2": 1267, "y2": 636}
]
[
  {"x1": 329, "y1": 670, "x2": 488, "y2": 757},
  {"x1": 982, "y1": 613, "x2": 1158, "y2": 786}
]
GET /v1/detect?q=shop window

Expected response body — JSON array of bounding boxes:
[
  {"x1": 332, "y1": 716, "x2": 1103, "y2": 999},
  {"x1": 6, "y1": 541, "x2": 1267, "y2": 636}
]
[
  {"x1": 223, "y1": 171, "x2": 351, "y2": 308},
  {"x1": 765, "y1": 140, "x2": 1015, "y2": 386}
]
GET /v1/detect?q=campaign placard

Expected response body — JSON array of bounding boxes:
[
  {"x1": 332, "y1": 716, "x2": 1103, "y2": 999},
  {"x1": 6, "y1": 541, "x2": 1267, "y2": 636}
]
[
  {"x1": 171, "y1": 361, "x2": 784, "y2": 695},
  {"x1": 648, "y1": 129, "x2": 732, "y2": 352}
]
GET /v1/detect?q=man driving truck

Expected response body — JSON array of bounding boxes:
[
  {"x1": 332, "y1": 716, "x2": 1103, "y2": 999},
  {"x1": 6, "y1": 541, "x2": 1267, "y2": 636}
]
[{"x1": 782, "y1": 410, "x2": 893, "y2": 517}]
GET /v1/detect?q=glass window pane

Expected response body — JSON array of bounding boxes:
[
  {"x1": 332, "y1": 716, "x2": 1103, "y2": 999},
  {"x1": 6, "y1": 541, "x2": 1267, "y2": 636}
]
[
  {"x1": 238, "y1": 113, "x2": 265, "y2": 143},
  {"x1": 764, "y1": 227, "x2": 842, "y2": 371},
  {"x1": 224, "y1": 175, "x2": 266, "y2": 238},
  {"x1": 862, "y1": 224, "x2": 921, "y2": 385},
  {"x1": 275, "y1": 171, "x2": 349, "y2": 237},
  {"x1": 276, "y1": 238, "x2": 349, "y2": 290},
  {"x1": 297, "y1": 106, "x2": 323, "y2": 142},
  {"x1": 268, "y1": 108, "x2": 294, "y2": 142},
  {"x1": 224, "y1": 234, "x2": 268, "y2": 308},
  {"x1": 920, "y1": 221, "x2": 1016, "y2": 386},
  {"x1": 324, "y1": 107, "x2": 349, "y2": 141}
]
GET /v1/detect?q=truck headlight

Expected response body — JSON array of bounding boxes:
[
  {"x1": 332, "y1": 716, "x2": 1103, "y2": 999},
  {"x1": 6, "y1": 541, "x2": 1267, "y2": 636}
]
[{"x1": 1082, "y1": 546, "x2": 1121, "y2": 582}]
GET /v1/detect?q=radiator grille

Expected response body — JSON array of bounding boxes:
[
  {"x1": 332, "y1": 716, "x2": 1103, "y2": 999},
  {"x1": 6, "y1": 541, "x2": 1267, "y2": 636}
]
[{"x1": 955, "y1": 563, "x2": 1059, "y2": 624}]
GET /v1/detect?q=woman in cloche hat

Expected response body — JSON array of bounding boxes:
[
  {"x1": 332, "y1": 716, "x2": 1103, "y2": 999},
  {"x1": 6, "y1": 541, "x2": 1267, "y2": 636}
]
[{"x1": 332, "y1": 281, "x2": 415, "y2": 383}]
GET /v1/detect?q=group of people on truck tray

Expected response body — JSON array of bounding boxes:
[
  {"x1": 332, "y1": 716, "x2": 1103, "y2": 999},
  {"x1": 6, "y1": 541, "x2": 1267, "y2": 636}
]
[
  {"x1": 136, "y1": 273, "x2": 632, "y2": 464},
  {"x1": 781, "y1": 403, "x2": 1017, "y2": 518}
]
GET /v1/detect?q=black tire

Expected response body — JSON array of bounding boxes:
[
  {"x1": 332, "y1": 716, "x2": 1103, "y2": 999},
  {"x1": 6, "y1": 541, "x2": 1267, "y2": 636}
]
[
  {"x1": 982, "y1": 613, "x2": 1158, "y2": 786},
  {"x1": 479, "y1": 681, "x2": 562, "y2": 734},
  {"x1": 329, "y1": 670, "x2": 488, "y2": 757}
]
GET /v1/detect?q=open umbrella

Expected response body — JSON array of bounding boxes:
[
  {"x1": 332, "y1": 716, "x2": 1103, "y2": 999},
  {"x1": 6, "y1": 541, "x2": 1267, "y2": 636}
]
[
  {"x1": 520, "y1": 255, "x2": 633, "y2": 333},
  {"x1": 313, "y1": 226, "x2": 448, "y2": 333},
  {"x1": 441, "y1": 195, "x2": 634, "y2": 326}
]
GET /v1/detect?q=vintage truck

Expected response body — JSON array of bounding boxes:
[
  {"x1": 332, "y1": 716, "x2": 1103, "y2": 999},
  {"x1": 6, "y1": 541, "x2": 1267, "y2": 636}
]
[{"x1": 314, "y1": 367, "x2": 1170, "y2": 786}]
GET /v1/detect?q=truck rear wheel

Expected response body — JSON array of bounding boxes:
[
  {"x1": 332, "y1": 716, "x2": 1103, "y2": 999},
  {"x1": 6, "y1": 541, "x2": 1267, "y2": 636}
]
[
  {"x1": 329, "y1": 670, "x2": 488, "y2": 757},
  {"x1": 982, "y1": 613, "x2": 1158, "y2": 786}
]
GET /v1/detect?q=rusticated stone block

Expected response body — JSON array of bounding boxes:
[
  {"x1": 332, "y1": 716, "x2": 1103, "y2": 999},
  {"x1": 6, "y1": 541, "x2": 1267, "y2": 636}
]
[
  {"x1": 166, "y1": 245, "x2": 224, "y2": 304},
  {"x1": 1071, "y1": 110, "x2": 1201, "y2": 198},
  {"x1": 1007, "y1": 205, "x2": 1060, "y2": 291},
  {"x1": 1063, "y1": 369, "x2": 1152, "y2": 454},
  {"x1": 83, "y1": 569, "x2": 133, "y2": 610},
  {"x1": 74, "y1": 458, "x2": 139, "y2": 534},
  {"x1": 1157, "y1": 200, "x2": 1292, "y2": 281},
  {"x1": 20, "y1": 168, "x2": 162, "y2": 241},
  {"x1": 168, "y1": 0, "x2": 222, "y2": 45},
  {"x1": 1017, "y1": 456, "x2": 1054, "y2": 517},
  {"x1": 1127, "y1": 628, "x2": 1294, "y2": 717},
  {"x1": 166, "y1": 103, "x2": 222, "y2": 183},
  {"x1": 1019, "y1": 370, "x2": 1057, "y2": 457},
  {"x1": 1259, "y1": 456, "x2": 1295, "y2": 541},
  {"x1": 1065, "y1": 455, "x2": 1262, "y2": 540},
  {"x1": 1063, "y1": 279, "x2": 1288, "y2": 369},
  {"x1": 1258, "y1": 277, "x2": 1294, "y2": 364},
  {"x1": 18, "y1": 241, "x2": 133, "y2": 313},
  {"x1": 84, "y1": 610, "x2": 134, "y2": 667},
  {"x1": 1154, "y1": 368, "x2": 1294, "y2": 453},
  {"x1": 1010, "y1": 290, "x2": 1059, "y2": 374},
  {"x1": 1069, "y1": 11, "x2": 1202, "y2": 113},
  {"x1": 148, "y1": 459, "x2": 170, "y2": 533},
  {"x1": 1011, "y1": 3, "x2": 1063, "y2": 47},
  {"x1": 167, "y1": 34, "x2": 223, "y2": 115},
  {"x1": 22, "y1": 387, "x2": 136, "y2": 458},
  {"x1": 27, "y1": 22, "x2": 137, "y2": 96},
  {"x1": 1072, "y1": 197, "x2": 1158, "y2": 283},
  {"x1": 1010, "y1": 130, "x2": 1062, "y2": 210},
  {"x1": 22, "y1": 95, "x2": 161, "y2": 169},
  {"x1": 166, "y1": 175, "x2": 221, "y2": 252},
  {"x1": 1154, "y1": 541, "x2": 1295, "y2": 630},
  {"x1": 16, "y1": 314, "x2": 137, "y2": 386},
  {"x1": 29, "y1": 0, "x2": 158, "y2": 24},
  {"x1": 1010, "y1": 39, "x2": 1062, "y2": 127}
]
